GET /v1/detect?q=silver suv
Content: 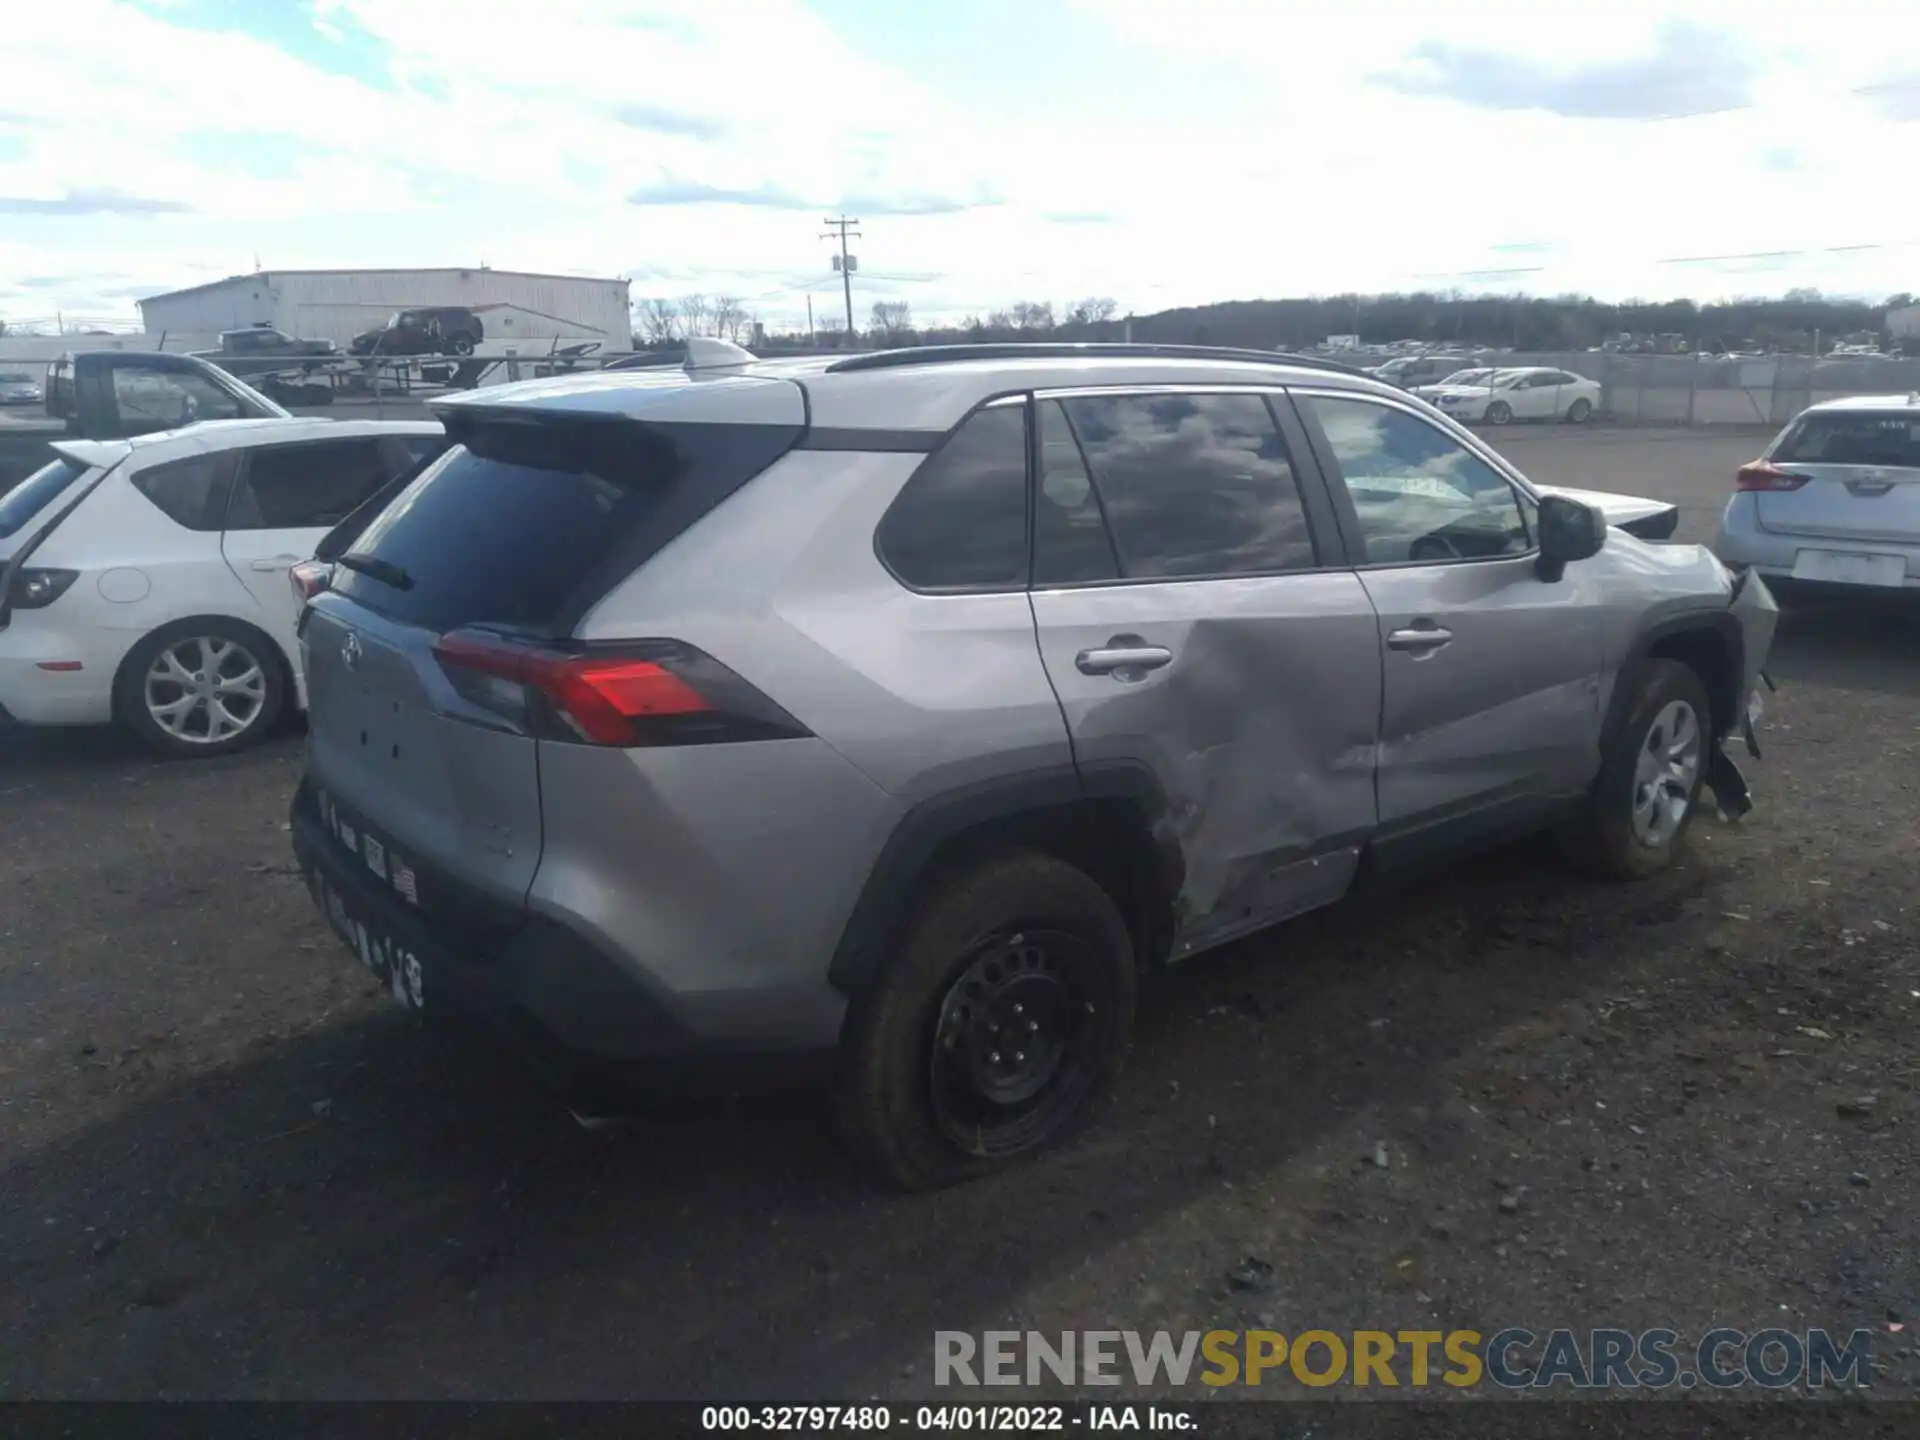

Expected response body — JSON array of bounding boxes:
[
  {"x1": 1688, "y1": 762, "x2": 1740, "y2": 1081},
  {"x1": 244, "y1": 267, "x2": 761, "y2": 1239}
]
[{"x1": 289, "y1": 341, "x2": 1778, "y2": 1189}]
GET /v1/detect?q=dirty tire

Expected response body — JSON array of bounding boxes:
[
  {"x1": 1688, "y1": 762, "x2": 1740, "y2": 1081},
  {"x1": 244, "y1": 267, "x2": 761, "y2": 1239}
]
[
  {"x1": 114, "y1": 618, "x2": 287, "y2": 760},
  {"x1": 1560, "y1": 659, "x2": 1713, "y2": 880},
  {"x1": 836, "y1": 851, "x2": 1136, "y2": 1191},
  {"x1": 1485, "y1": 400, "x2": 1513, "y2": 425}
]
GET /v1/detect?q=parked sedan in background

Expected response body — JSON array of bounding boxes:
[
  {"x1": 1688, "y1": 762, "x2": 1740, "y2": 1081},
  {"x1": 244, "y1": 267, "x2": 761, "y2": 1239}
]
[
  {"x1": 0, "y1": 372, "x2": 44, "y2": 406},
  {"x1": 1423, "y1": 367, "x2": 1601, "y2": 426},
  {"x1": 1715, "y1": 395, "x2": 1920, "y2": 593}
]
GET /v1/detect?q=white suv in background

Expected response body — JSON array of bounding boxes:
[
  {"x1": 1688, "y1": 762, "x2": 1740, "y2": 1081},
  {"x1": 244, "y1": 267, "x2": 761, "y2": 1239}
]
[{"x1": 0, "y1": 418, "x2": 444, "y2": 755}]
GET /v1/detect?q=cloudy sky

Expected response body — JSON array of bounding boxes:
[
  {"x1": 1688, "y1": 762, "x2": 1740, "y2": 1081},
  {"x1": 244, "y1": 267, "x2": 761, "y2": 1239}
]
[{"x1": 2, "y1": 0, "x2": 1916, "y2": 332}]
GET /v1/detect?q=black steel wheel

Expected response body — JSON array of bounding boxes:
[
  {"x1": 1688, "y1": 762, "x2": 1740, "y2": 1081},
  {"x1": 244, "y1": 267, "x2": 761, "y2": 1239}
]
[
  {"x1": 837, "y1": 851, "x2": 1136, "y2": 1189},
  {"x1": 927, "y1": 928, "x2": 1108, "y2": 1157}
]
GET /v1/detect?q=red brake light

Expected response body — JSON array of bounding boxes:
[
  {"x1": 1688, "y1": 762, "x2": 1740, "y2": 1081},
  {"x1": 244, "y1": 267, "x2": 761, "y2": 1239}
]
[
  {"x1": 432, "y1": 631, "x2": 806, "y2": 747},
  {"x1": 1736, "y1": 461, "x2": 1810, "y2": 492}
]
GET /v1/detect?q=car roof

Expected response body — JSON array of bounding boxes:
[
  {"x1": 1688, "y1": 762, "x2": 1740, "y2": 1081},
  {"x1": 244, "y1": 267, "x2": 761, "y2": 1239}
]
[
  {"x1": 1802, "y1": 393, "x2": 1920, "y2": 414},
  {"x1": 51, "y1": 416, "x2": 442, "y2": 471},
  {"x1": 434, "y1": 343, "x2": 1410, "y2": 436}
]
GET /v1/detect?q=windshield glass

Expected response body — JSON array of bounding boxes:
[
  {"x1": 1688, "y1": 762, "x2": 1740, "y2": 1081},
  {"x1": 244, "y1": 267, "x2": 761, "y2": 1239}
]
[
  {"x1": 1438, "y1": 369, "x2": 1492, "y2": 386},
  {"x1": 0, "y1": 458, "x2": 89, "y2": 539},
  {"x1": 0, "y1": 373, "x2": 33, "y2": 385},
  {"x1": 1775, "y1": 412, "x2": 1920, "y2": 468}
]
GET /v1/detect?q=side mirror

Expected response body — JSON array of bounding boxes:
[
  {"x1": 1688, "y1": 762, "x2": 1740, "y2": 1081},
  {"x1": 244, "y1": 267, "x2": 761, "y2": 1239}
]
[{"x1": 1536, "y1": 494, "x2": 1606, "y2": 581}]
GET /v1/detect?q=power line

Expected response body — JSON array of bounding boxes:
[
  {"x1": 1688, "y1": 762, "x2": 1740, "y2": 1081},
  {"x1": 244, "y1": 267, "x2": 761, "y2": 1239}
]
[{"x1": 821, "y1": 215, "x2": 861, "y2": 337}]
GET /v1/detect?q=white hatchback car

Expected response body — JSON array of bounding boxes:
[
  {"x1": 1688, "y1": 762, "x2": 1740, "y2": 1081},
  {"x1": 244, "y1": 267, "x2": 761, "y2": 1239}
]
[
  {"x1": 0, "y1": 417, "x2": 444, "y2": 755},
  {"x1": 1422, "y1": 367, "x2": 1602, "y2": 426}
]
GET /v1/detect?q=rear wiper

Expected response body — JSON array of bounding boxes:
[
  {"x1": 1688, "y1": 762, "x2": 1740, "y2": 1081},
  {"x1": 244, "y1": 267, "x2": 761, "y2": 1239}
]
[{"x1": 335, "y1": 552, "x2": 415, "y2": 590}]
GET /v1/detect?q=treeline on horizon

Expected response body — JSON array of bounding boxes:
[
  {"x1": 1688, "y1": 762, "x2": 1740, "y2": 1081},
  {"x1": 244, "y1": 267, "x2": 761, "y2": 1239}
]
[{"x1": 731, "y1": 287, "x2": 1917, "y2": 355}]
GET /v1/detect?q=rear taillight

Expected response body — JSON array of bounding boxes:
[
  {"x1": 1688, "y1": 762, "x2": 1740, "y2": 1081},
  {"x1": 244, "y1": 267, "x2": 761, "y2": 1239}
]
[
  {"x1": 7, "y1": 568, "x2": 79, "y2": 610},
  {"x1": 431, "y1": 630, "x2": 810, "y2": 747},
  {"x1": 1736, "y1": 461, "x2": 1810, "y2": 492},
  {"x1": 290, "y1": 559, "x2": 335, "y2": 603}
]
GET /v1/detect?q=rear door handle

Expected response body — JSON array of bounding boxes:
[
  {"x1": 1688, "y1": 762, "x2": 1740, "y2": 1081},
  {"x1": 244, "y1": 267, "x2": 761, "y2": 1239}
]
[
  {"x1": 249, "y1": 555, "x2": 302, "y2": 572},
  {"x1": 1076, "y1": 645, "x2": 1173, "y2": 677},
  {"x1": 1387, "y1": 625, "x2": 1454, "y2": 653}
]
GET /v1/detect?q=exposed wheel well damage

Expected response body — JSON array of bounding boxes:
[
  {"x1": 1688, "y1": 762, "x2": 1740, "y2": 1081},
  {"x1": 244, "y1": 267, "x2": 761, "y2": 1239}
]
[{"x1": 1647, "y1": 625, "x2": 1738, "y2": 738}]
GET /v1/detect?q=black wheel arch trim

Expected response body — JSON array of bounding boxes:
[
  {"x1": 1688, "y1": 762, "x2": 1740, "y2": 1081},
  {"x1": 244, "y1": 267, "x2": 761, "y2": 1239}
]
[
  {"x1": 1602, "y1": 609, "x2": 1745, "y2": 749},
  {"x1": 827, "y1": 760, "x2": 1184, "y2": 994}
]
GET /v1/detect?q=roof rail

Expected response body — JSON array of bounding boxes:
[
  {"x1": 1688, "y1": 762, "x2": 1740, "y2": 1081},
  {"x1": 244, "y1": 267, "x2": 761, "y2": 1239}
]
[{"x1": 823, "y1": 343, "x2": 1372, "y2": 378}]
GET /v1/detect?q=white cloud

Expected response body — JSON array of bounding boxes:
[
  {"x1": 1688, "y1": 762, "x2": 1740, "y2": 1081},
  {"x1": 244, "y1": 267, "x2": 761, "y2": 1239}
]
[{"x1": 1, "y1": 0, "x2": 1916, "y2": 334}]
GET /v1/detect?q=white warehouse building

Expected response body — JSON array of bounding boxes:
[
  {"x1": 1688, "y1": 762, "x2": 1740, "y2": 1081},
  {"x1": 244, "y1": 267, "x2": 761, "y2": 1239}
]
[{"x1": 137, "y1": 268, "x2": 633, "y2": 350}]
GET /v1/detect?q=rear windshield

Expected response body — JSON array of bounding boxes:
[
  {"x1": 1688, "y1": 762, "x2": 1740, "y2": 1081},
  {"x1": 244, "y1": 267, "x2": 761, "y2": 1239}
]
[
  {"x1": 0, "y1": 458, "x2": 89, "y2": 540},
  {"x1": 1775, "y1": 412, "x2": 1920, "y2": 468},
  {"x1": 330, "y1": 414, "x2": 798, "y2": 633}
]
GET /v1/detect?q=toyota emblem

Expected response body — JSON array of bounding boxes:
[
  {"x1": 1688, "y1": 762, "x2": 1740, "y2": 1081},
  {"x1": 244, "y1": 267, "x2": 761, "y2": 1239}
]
[{"x1": 341, "y1": 632, "x2": 363, "y2": 671}]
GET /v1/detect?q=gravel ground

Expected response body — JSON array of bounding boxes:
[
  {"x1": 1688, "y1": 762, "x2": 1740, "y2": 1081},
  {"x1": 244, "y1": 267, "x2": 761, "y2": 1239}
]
[{"x1": 2, "y1": 426, "x2": 1917, "y2": 1409}]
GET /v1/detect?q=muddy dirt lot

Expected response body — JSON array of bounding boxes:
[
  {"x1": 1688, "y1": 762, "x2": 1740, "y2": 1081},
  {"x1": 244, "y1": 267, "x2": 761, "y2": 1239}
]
[{"x1": 2, "y1": 427, "x2": 1917, "y2": 1407}]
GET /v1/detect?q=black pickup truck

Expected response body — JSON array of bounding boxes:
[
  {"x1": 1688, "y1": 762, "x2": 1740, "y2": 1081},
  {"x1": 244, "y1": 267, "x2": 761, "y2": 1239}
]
[{"x1": 0, "y1": 350, "x2": 289, "y2": 495}]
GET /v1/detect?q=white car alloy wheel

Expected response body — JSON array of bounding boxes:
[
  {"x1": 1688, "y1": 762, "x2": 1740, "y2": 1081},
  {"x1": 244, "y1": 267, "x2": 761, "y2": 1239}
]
[
  {"x1": 1629, "y1": 698, "x2": 1702, "y2": 847},
  {"x1": 142, "y1": 634, "x2": 271, "y2": 746}
]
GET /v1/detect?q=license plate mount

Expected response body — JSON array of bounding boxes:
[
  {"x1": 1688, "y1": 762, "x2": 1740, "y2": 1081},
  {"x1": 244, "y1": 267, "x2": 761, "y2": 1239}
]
[
  {"x1": 1790, "y1": 549, "x2": 1906, "y2": 588},
  {"x1": 314, "y1": 873, "x2": 425, "y2": 1012}
]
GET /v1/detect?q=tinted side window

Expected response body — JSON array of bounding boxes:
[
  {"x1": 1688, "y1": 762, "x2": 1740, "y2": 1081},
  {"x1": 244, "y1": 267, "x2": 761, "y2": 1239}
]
[
  {"x1": 1034, "y1": 399, "x2": 1121, "y2": 584},
  {"x1": 131, "y1": 453, "x2": 237, "y2": 531},
  {"x1": 875, "y1": 404, "x2": 1029, "y2": 591},
  {"x1": 1057, "y1": 392, "x2": 1316, "y2": 579},
  {"x1": 1304, "y1": 396, "x2": 1529, "y2": 565},
  {"x1": 229, "y1": 438, "x2": 392, "y2": 530}
]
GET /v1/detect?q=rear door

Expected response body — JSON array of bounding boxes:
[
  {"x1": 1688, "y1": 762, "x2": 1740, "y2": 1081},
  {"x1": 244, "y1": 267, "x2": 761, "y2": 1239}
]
[
  {"x1": 221, "y1": 435, "x2": 406, "y2": 658},
  {"x1": 1294, "y1": 390, "x2": 1606, "y2": 859},
  {"x1": 301, "y1": 381, "x2": 806, "y2": 914},
  {"x1": 1510, "y1": 373, "x2": 1557, "y2": 420},
  {"x1": 1756, "y1": 408, "x2": 1920, "y2": 556},
  {"x1": 1027, "y1": 387, "x2": 1382, "y2": 953}
]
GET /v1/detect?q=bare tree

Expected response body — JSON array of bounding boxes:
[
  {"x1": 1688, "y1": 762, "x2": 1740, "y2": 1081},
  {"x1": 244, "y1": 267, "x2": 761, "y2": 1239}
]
[
  {"x1": 678, "y1": 293, "x2": 712, "y2": 338},
  {"x1": 985, "y1": 308, "x2": 1015, "y2": 332},
  {"x1": 711, "y1": 295, "x2": 748, "y2": 342},
  {"x1": 1010, "y1": 300, "x2": 1055, "y2": 332},
  {"x1": 636, "y1": 298, "x2": 679, "y2": 344},
  {"x1": 870, "y1": 299, "x2": 913, "y2": 338},
  {"x1": 1065, "y1": 296, "x2": 1118, "y2": 326}
]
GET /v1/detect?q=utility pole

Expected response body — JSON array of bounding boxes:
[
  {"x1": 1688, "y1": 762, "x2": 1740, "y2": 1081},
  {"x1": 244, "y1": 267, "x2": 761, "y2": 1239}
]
[
  {"x1": 807, "y1": 294, "x2": 816, "y2": 346},
  {"x1": 822, "y1": 215, "x2": 861, "y2": 342}
]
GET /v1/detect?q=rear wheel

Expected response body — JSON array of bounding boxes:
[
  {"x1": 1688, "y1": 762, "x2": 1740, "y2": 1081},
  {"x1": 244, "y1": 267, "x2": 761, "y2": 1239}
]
[
  {"x1": 1565, "y1": 398, "x2": 1593, "y2": 423},
  {"x1": 836, "y1": 851, "x2": 1136, "y2": 1190},
  {"x1": 116, "y1": 619, "x2": 286, "y2": 758},
  {"x1": 1559, "y1": 659, "x2": 1711, "y2": 879},
  {"x1": 1485, "y1": 400, "x2": 1513, "y2": 425},
  {"x1": 450, "y1": 335, "x2": 476, "y2": 357}
]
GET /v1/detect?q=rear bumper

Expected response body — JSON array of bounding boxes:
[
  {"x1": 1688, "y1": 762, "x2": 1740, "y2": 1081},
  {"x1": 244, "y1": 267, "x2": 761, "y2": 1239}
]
[
  {"x1": 0, "y1": 624, "x2": 116, "y2": 726},
  {"x1": 289, "y1": 779, "x2": 839, "y2": 1107},
  {"x1": 1716, "y1": 493, "x2": 1920, "y2": 590}
]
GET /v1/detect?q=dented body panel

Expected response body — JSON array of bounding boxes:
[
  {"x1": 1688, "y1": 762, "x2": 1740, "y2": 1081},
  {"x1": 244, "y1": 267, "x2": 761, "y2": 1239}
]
[{"x1": 1028, "y1": 571, "x2": 1381, "y2": 955}]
